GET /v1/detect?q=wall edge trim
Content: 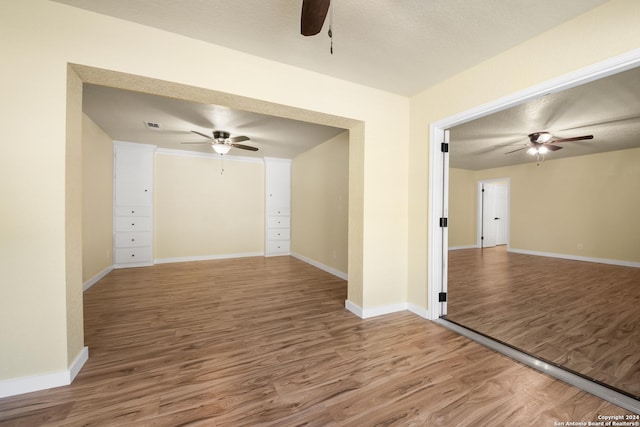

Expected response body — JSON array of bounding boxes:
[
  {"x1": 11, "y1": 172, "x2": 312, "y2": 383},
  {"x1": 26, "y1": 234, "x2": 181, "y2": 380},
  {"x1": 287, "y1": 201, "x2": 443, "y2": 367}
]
[
  {"x1": 154, "y1": 252, "x2": 264, "y2": 264},
  {"x1": 155, "y1": 147, "x2": 264, "y2": 163},
  {"x1": 291, "y1": 252, "x2": 348, "y2": 280},
  {"x1": 83, "y1": 266, "x2": 114, "y2": 291},
  {"x1": 508, "y1": 248, "x2": 640, "y2": 268},
  {"x1": 0, "y1": 347, "x2": 88, "y2": 399}
]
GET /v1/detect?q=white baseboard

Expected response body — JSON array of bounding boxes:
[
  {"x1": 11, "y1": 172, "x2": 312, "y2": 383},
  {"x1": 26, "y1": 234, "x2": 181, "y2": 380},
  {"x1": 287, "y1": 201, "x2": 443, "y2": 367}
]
[
  {"x1": 345, "y1": 300, "x2": 363, "y2": 318},
  {"x1": 154, "y1": 252, "x2": 264, "y2": 264},
  {"x1": 408, "y1": 303, "x2": 430, "y2": 320},
  {"x1": 508, "y1": 248, "x2": 640, "y2": 268},
  {"x1": 0, "y1": 346, "x2": 88, "y2": 398},
  {"x1": 291, "y1": 252, "x2": 348, "y2": 281},
  {"x1": 345, "y1": 300, "x2": 409, "y2": 319},
  {"x1": 114, "y1": 261, "x2": 154, "y2": 269},
  {"x1": 448, "y1": 245, "x2": 478, "y2": 251},
  {"x1": 83, "y1": 266, "x2": 114, "y2": 291}
]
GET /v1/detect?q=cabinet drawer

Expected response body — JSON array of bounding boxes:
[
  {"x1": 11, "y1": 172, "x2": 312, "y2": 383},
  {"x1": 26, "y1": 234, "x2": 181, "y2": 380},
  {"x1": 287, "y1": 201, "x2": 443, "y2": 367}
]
[
  {"x1": 115, "y1": 206, "x2": 152, "y2": 217},
  {"x1": 115, "y1": 247, "x2": 153, "y2": 264},
  {"x1": 267, "y1": 216, "x2": 290, "y2": 228},
  {"x1": 115, "y1": 231, "x2": 152, "y2": 248},
  {"x1": 115, "y1": 216, "x2": 152, "y2": 232},
  {"x1": 267, "y1": 228, "x2": 290, "y2": 240},
  {"x1": 266, "y1": 240, "x2": 290, "y2": 254},
  {"x1": 267, "y1": 207, "x2": 290, "y2": 216}
]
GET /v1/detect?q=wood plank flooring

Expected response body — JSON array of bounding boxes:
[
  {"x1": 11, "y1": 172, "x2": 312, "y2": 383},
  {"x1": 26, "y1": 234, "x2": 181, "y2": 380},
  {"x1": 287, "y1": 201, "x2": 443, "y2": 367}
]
[
  {"x1": 447, "y1": 246, "x2": 640, "y2": 399},
  {"x1": 0, "y1": 256, "x2": 632, "y2": 426}
]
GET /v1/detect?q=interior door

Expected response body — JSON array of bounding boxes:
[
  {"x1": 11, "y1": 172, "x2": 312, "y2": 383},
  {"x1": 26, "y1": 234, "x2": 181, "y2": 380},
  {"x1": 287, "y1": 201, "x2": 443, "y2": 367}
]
[
  {"x1": 480, "y1": 180, "x2": 509, "y2": 248},
  {"x1": 494, "y1": 182, "x2": 508, "y2": 245}
]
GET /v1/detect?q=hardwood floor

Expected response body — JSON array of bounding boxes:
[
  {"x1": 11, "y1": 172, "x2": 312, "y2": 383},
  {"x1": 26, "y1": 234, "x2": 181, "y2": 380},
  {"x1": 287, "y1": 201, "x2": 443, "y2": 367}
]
[
  {"x1": 447, "y1": 246, "x2": 640, "y2": 399},
  {"x1": 0, "y1": 256, "x2": 632, "y2": 426}
]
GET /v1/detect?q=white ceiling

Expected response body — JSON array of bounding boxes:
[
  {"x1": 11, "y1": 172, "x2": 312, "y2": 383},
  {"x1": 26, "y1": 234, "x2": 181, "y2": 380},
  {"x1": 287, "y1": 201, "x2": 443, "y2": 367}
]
[
  {"x1": 449, "y1": 66, "x2": 640, "y2": 170},
  {"x1": 60, "y1": 0, "x2": 638, "y2": 164},
  {"x1": 52, "y1": 0, "x2": 608, "y2": 96},
  {"x1": 82, "y1": 84, "x2": 346, "y2": 159}
]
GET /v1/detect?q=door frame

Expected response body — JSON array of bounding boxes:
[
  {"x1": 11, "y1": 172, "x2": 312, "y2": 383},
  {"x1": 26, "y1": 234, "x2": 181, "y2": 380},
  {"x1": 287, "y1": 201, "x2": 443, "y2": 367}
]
[
  {"x1": 427, "y1": 49, "x2": 640, "y2": 320},
  {"x1": 477, "y1": 178, "x2": 510, "y2": 249}
]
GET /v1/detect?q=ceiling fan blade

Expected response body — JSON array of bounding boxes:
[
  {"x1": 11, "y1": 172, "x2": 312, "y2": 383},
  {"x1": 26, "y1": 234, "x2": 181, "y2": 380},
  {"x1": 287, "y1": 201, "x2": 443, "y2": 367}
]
[
  {"x1": 232, "y1": 143, "x2": 259, "y2": 152},
  {"x1": 301, "y1": 0, "x2": 330, "y2": 36},
  {"x1": 181, "y1": 141, "x2": 211, "y2": 145},
  {"x1": 191, "y1": 130, "x2": 214, "y2": 140},
  {"x1": 504, "y1": 146, "x2": 529, "y2": 154},
  {"x1": 552, "y1": 135, "x2": 594, "y2": 143},
  {"x1": 542, "y1": 144, "x2": 563, "y2": 151},
  {"x1": 229, "y1": 135, "x2": 250, "y2": 143}
]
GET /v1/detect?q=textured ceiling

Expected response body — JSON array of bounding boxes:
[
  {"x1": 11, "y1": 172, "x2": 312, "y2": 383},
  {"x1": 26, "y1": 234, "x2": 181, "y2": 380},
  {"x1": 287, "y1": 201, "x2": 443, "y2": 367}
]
[
  {"x1": 449, "y1": 66, "x2": 640, "y2": 170},
  {"x1": 82, "y1": 84, "x2": 347, "y2": 159},
  {"x1": 61, "y1": 0, "x2": 637, "y2": 165},
  {"x1": 52, "y1": 0, "x2": 607, "y2": 96}
]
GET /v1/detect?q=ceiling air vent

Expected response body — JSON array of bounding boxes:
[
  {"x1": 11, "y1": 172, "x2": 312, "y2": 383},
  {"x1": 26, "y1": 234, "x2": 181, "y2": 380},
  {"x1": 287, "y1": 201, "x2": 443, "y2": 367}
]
[{"x1": 144, "y1": 121, "x2": 161, "y2": 130}]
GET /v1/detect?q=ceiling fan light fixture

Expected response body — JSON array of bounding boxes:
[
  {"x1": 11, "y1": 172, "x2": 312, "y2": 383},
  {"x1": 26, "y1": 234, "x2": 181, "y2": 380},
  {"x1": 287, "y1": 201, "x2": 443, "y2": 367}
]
[
  {"x1": 538, "y1": 146, "x2": 549, "y2": 154},
  {"x1": 212, "y1": 143, "x2": 231, "y2": 155},
  {"x1": 536, "y1": 132, "x2": 552, "y2": 143},
  {"x1": 526, "y1": 147, "x2": 538, "y2": 156}
]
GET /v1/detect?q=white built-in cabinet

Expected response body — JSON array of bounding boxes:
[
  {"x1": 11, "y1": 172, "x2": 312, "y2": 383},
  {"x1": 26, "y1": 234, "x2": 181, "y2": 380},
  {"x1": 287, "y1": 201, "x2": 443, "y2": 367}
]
[
  {"x1": 264, "y1": 158, "x2": 291, "y2": 256},
  {"x1": 113, "y1": 142, "x2": 156, "y2": 268}
]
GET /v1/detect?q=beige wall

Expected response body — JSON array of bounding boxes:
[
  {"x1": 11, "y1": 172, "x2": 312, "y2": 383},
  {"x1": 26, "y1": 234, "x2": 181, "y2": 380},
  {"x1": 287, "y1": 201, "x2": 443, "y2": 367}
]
[
  {"x1": 291, "y1": 132, "x2": 349, "y2": 274},
  {"x1": 66, "y1": 68, "x2": 85, "y2": 368},
  {"x1": 154, "y1": 153, "x2": 264, "y2": 259},
  {"x1": 448, "y1": 168, "x2": 476, "y2": 248},
  {"x1": 449, "y1": 148, "x2": 640, "y2": 262},
  {"x1": 1, "y1": 0, "x2": 409, "y2": 383},
  {"x1": 82, "y1": 114, "x2": 114, "y2": 282},
  {"x1": 408, "y1": 0, "x2": 640, "y2": 309},
  {"x1": 1, "y1": 0, "x2": 638, "y2": 386}
]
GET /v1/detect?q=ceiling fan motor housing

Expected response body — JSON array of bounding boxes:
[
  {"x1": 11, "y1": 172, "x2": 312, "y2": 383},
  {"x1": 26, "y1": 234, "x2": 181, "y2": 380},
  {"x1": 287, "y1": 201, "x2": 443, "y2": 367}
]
[
  {"x1": 529, "y1": 132, "x2": 551, "y2": 143},
  {"x1": 213, "y1": 130, "x2": 230, "y2": 141}
]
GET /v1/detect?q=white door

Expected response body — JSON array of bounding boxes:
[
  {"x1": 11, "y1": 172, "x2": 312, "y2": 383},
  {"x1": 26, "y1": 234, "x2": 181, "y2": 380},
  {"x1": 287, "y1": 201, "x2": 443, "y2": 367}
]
[
  {"x1": 479, "y1": 180, "x2": 509, "y2": 248},
  {"x1": 494, "y1": 183, "x2": 508, "y2": 245}
]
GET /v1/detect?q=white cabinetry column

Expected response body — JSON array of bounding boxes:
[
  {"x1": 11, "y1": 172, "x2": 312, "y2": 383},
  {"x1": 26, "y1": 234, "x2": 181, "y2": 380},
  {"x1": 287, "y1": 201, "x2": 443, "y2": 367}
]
[
  {"x1": 264, "y1": 157, "x2": 291, "y2": 256},
  {"x1": 113, "y1": 141, "x2": 156, "y2": 268}
]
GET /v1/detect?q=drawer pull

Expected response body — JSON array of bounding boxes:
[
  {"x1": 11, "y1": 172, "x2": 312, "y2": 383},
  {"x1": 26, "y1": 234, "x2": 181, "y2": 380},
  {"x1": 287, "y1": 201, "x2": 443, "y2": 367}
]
[
  {"x1": 131, "y1": 254, "x2": 135, "y2": 257},
  {"x1": 131, "y1": 210, "x2": 135, "y2": 214},
  {"x1": 131, "y1": 223, "x2": 135, "y2": 226},
  {"x1": 131, "y1": 238, "x2": 135, "y2": 242}
]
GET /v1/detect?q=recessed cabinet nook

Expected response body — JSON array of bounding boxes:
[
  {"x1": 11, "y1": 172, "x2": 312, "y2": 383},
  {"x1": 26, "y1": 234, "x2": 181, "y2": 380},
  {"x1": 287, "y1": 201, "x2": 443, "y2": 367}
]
[{"x1": 113, "y1": 144, "x2": 292, "y2": 268}]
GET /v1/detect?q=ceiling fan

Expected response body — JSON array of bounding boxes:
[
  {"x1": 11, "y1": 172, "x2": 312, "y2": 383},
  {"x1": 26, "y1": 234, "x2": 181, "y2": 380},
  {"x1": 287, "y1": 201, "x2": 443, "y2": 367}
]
[
  {"x1": 300, "y1": 0, "x2": 330, "y2": 36},
  {"x1": 300, "y1": 0, "x2": 334, "y2": 53},
  {"x1": 505, "y1": 131, "x2": 594, "y2": 156},
  {"x1": 182, "y1": 130, "x2": 258, "y2": 155}
]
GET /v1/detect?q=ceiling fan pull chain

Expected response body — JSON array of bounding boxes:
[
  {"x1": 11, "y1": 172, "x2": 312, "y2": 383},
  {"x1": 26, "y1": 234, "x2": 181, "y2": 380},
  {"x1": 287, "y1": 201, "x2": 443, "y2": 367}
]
[
  {"x1": 329, "y1": 1, "x2": 334, "y2": 54},
  {"x1": 329, "y1": 27, "x2": 333, "y2": 54}
]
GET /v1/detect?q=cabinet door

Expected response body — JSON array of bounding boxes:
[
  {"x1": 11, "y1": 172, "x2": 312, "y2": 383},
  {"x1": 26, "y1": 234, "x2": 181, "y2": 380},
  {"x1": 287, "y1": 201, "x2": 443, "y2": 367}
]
[
  {"x1": 115, "y1": 148, "x2": 153, "y2": 206},
  {"x1": 265, "y1": 160, "x2": 291, "y2": 209}
]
